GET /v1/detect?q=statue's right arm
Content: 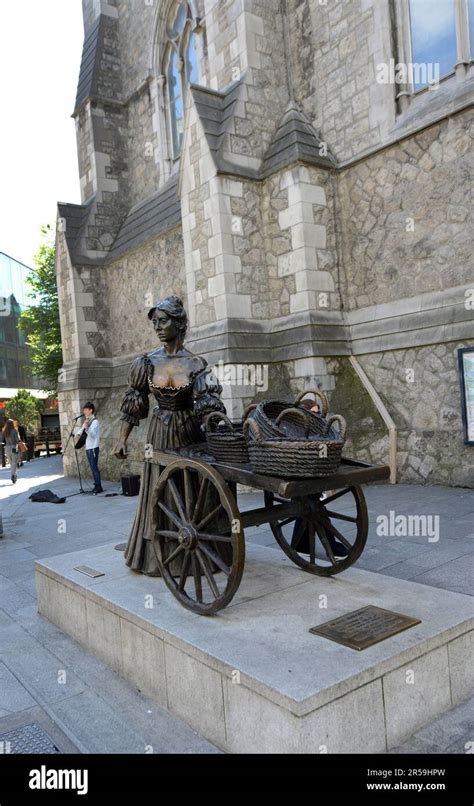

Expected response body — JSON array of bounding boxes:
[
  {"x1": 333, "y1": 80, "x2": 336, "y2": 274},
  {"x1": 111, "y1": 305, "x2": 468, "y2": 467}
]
[{"x1": 113, "y1": 355, "x2": 150, "y2": 459}]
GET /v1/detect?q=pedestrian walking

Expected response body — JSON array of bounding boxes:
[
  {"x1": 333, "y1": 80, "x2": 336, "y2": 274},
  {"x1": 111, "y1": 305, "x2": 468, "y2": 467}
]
[
  {"x1": 13, "y1": 420, "x2": 28, "y2": 466},
  {"x1": 1, "y1": 419, "x2": 20, "y2": 484}
]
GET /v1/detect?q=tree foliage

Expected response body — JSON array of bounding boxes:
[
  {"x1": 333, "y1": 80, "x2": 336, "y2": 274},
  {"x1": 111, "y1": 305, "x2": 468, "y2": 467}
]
[
  {"x1": 4, "y1": 389, "x2": 42, "y2": 432},
  {"x1": 19, "y1": 225, "x2": 62, "y2": 394}
]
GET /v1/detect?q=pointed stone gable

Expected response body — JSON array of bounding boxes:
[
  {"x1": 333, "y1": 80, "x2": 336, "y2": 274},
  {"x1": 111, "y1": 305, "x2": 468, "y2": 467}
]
[
  {"x1": 74, "y1": 14, "x2": 122, "y2": 114},
  {"x1": 261, "y1": 103, "x2": 336, "y2": 178},
  {"x1": 189, "y1": 82, "x2": 259, "y2": 179},
  {"x1": 57, "y1": 201, "x2": 94, "y2": 265},
  {"x1": 74, "y1": 16, "x2": 105, "y2": 112}
]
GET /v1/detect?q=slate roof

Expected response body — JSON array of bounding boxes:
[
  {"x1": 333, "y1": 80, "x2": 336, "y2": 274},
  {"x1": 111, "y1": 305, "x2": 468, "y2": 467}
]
[
  {"x1": 106, "y1": 172, "x2": 181, "y2": 261},
  {"x1": 190, "y1": 82, "x2": 240, "y2": 156},
  {"x1": 261, "y1": 103, "x2": 335, "y2": 177},
  {"x1": 57, "y1": 201, "x2": 91, "y2": 262},
  {"x1": 74, "y1": 16, "x2": 105, "y2": 113}
]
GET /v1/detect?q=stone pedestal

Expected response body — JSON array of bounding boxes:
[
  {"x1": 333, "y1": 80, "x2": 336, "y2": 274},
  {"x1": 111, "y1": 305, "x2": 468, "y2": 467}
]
[{"x1": 35, "y1": 543, "x2": 473, "y2": 753}]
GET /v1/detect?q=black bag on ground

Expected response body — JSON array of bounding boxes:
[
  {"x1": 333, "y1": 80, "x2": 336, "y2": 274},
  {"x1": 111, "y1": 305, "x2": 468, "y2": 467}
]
[
  {"x1": 29, "y1": 489, "x2": 66, "y2": 504},
  {"x1": 121, "y1": 474, "x2": 140, "y2": 496}
]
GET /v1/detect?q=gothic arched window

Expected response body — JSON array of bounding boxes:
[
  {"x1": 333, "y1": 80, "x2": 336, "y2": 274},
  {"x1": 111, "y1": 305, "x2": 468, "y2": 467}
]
[{"x1": 163, "y1": 1, "x2": 200, "y2": 160}]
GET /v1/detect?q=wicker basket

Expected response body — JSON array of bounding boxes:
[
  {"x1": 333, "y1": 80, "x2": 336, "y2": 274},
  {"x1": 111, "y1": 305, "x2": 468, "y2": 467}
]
[
  {"x1": 204, "y1": 412, "x2": 249, "y2": 464},
  {"x1": 244, "y1": 409, "x2": 346, "y2": 478},
  {"x1": 249, "y1": 388, "x2": 329, "y2": 440}
]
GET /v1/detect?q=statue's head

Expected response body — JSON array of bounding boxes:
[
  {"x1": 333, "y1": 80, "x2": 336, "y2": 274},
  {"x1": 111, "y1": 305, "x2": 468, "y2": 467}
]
[{"x1": 147, "y1": 295, "x2": 188, "y2": 341}]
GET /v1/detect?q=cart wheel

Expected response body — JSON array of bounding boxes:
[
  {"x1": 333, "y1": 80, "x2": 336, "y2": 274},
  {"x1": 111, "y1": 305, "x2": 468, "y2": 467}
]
[
  {"x1": 265, "y1": 485, "x2": 368, "y2": 576},
  {"x1": 151, "y1": 458, "x2": 245, "y2": 615}
]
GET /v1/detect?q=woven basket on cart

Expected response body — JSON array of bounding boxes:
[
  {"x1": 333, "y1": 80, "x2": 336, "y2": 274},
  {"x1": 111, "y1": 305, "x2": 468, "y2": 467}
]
[
  {"x1": 244, "y1": 408, "x2": 346, "y2": 478},
  {"x1": 204, "y1": 412, "x2": 250, "y2": 464},
  {"x1": 248, "y1": 388, "x2": 329, "y2": 440}
]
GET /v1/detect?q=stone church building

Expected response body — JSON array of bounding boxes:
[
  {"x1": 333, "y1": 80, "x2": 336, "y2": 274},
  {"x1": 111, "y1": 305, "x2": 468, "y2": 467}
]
[{"x1": 56, "y1": 0, "x2": 473, "y2": 486}]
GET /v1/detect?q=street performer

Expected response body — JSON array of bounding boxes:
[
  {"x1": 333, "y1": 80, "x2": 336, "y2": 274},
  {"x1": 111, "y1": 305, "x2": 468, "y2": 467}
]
[{"x1": 81, "y1": 402, "x2": 103, "y2": 495}]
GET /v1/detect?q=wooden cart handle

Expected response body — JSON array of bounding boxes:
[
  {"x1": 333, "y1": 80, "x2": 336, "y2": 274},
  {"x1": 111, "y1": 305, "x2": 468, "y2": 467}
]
[
  {"x1": 326, "y1": 413, "x2": 347, "y2": 440},
  {"x1": 203, "y1": 411, "x2": 236, "y2": 433},
  {"x1": 294, "y1": 388, "x2": 329, "y2": 417},
  {"x1": 275, "y1": 407, "x2": 311, "y2": 436}
]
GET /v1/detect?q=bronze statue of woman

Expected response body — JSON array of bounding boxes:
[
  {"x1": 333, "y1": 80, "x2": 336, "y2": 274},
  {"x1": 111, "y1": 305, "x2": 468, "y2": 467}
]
[{"x1": 114, "y1": 295, "x2": 225, "y2": 576}]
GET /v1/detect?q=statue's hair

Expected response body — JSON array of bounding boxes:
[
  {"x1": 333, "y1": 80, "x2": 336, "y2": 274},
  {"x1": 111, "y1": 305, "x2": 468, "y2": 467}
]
[{"x1": 147, "y1": 295, "x2": 187, "y2": 337}]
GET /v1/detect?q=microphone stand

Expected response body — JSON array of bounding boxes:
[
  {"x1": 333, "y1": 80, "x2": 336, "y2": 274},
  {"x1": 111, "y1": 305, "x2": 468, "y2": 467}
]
[{"x1": 63, "y1": 416, "x2": 93, "y2": 498}]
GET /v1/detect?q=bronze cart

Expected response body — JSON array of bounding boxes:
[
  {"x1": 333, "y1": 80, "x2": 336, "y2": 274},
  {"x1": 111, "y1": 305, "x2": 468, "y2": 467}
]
[{"x1": 150, "y1": 446, "x2": 390, "y2": 615}]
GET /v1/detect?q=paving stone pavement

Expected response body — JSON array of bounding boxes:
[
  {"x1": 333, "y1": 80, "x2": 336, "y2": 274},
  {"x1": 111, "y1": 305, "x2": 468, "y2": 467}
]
[{"x1": 0, "y1": 456, "x2": 473, "y2": 754}]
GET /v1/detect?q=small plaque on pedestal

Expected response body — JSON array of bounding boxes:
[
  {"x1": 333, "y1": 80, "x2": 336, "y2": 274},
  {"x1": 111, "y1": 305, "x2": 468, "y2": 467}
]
[{"x1": 309, "y1": 605, "x2": 421, "y2": 650}]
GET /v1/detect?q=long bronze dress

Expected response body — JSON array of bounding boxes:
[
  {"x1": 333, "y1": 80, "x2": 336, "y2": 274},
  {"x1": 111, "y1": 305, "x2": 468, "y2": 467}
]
[{"x1": 120, "y1": 353, "x2": 225, "y2": 576}]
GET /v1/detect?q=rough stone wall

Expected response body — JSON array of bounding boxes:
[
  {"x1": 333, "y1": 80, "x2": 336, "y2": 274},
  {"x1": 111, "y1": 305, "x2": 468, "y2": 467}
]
[
  {"x1": 337, "y1": 110, "x2": 473, "y2": 311},
  {"x1": 76, "y1": 106, "x2": 95, "y2": 203},
  {"x1": 287, "y1": 0, "x2": 394, "y2": 162},
  {"x1": 275, "y1": 164, "x2": 341, "y2": 316},
  {"x1": 56, "y1": 227, "x2": 110, "y2": 363},
  {"x1": 205, "y1": 0, "x2": 289, "y2": 163},
  {"x1": 127, "y1": 89, "x2": 160, "y2": 207},
  {"x1": 355, "y1": 342, "x2": 474, "y2": 487},
  {"x1": 115, "y1": 0, "x2": 156, "y2": 99},
  {"x1": 56, "y1": 232, "x2": 77, "y2": 364},
  {"x1": 101, "y1": 227, "x2": 187, "y2": 358}
]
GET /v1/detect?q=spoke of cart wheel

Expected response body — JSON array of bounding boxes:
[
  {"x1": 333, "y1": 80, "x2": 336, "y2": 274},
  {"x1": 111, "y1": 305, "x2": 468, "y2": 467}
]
[
  {"x1": 198, "y1": 541, "x2": 231, "y2": 576},
  {"x1": 168, "y1": 478, "x2": 187, "y2": 523},
  {"x1": 177, "y1": 550, "x2": 191, "y2": 591},
  {"x1": 192, "y1": 477, "x2": 208, "y2": 525},
  {"x1": 195, "y1": 532, "x2": 233, "y2": 543},
  {"x1": 315, "y1": 523, "x2": 337, "y2": 565},
  {"x1": 163, "y1": 543, "x2": 184, "y2": 567},
  {"x1": 308, "y1": 524, "x2": 316, "y2": 564},
  {"x1": 290, "y1": 518, "x2": 305, "y2": 550},
  {"x1": 323, "y1": 520, "x2": 353, "y2": 551},
  {"x1": 321, "y1": 488, "x2": 351, "y2": 505},
  {"x1": 192, "y1": 554, "x2": 203, "y2": 602},
  {"x1": 156, "y1": 529, "x2": 180, "y2": 539},
  {"x1": 323, "y1": 509, "x2": 357, "y2": 523},
  {"x1": 279, "y1": 516, "x2": 296, "y2": 527},
  {"x1": 196, "y1": 549, "x2": 220, "y2": 598},
  {"x1": 196, "y1": 503, "x2": 223, "y2": 532},
  {"x1": 183, "y1": 468, "x2": 194, "y2": 519},
  {"x1": 158, "y1": 501, "x2": 184, "y2": 530}
]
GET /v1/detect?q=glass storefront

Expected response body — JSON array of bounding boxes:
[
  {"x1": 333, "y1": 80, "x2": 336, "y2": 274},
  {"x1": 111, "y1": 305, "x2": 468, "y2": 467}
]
[{"x1": 0, "y1": 251, "x2": 42, "y2": 391}]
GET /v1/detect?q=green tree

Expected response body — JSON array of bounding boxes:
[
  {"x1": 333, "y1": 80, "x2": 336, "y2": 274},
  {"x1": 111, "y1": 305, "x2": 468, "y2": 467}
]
[
  {"x1": 5, "y1": 389, "x2": 42, "y2": 433},
  {"x1": 19, "y1": 225, "x2": 62, "y2": 394}
]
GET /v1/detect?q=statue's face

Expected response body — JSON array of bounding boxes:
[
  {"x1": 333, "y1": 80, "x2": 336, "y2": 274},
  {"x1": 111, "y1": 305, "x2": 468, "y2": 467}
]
[{"x1": 152, "y1": 310, "x2": 179, "y2": 342}]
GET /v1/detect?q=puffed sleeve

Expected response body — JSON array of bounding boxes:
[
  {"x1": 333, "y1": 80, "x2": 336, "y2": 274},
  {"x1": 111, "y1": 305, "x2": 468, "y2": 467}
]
[
  {"x1": 193, "y1": 365, "x2": 226, "y2": 419},
  {"x1": 120, "y1": 354, "x2": 150, "y2": 427}
]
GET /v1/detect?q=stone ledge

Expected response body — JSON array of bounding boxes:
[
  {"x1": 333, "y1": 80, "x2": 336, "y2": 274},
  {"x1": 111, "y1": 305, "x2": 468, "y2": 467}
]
[{"x1": 35, "y1": 542, "x2": 473, "y2": 752}]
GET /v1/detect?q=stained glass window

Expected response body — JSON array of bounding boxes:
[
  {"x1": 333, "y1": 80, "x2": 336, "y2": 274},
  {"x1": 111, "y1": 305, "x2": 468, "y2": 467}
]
[
  {"x1": 186, "y1": 31, "x2": 199, "y2": 84},
  {"x1": 164, "y1": 2, "x2": 199, "y2": 159},
  {"x1": 167, "y1": 48, "x2": 184, "y2": 157}
]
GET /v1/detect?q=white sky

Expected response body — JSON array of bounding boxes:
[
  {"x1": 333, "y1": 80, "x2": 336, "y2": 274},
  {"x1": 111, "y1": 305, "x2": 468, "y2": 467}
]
[{"x1": 0, "y1": 0, "x2": 84, "y2": 268}]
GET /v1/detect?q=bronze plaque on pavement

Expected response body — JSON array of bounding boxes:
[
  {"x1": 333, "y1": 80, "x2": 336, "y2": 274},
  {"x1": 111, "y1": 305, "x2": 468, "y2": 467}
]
[
  {"x1": 73, "y1": 565, "x2": 105, "y2": 579},
  {"x1": 309, "y1": 605, "x2": 421, "y2": 650}
]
